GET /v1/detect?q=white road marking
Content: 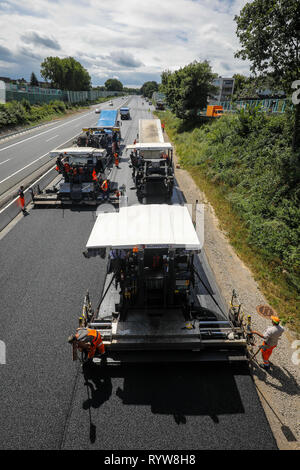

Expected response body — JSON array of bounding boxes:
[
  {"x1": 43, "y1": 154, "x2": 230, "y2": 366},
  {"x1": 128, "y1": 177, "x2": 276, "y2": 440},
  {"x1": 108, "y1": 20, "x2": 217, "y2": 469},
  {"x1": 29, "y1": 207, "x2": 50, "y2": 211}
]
[
  {"x1": 45, "y1": 135, "x2": 59, "y2": 142},
  {"x1": 0, "y1": 159, "x2": 10, "y2": 166},
  {"x1": 0, "y1": 110, "x2": 95, "y2": 153},
  {"x1": 0, "y1": 152, "x2": 49, "y2": 184},
  {"x1": 0, "y1": 126, "x2": 93, "y2": 185},
  {"x1": 0, "y1": 164, "x2": 55, "y2": 215}
]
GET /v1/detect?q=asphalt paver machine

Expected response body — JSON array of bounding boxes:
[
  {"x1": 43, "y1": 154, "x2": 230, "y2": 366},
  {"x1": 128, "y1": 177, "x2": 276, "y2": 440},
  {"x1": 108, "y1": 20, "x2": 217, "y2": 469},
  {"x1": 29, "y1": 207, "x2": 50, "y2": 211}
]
[
  {"x1": 127, "y1": 119, "x2": 174, "y2": 200},
  {"x1": 77, "y1": 204, "x2": 248, "y2": 364},
  {"x1": 31, "y1": 147, "x2": 119, "y2": 207}
]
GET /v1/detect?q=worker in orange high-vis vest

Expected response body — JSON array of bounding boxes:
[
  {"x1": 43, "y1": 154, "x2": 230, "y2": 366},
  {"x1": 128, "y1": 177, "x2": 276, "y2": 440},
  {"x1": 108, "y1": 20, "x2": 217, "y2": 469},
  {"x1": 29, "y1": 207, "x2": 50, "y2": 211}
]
[
  {"x1": 114, "y1": 152, "x2": 119, "y2": 168},
  {"x1": 68, "y1": 328, "x2": 105, "y2": 360},
  {"x1": 101, "y1": 179, "x2": 108, "y2": 191},
  {"x1": 101, "y1": 178, "x2": 109, "y2": 200},
  {"x1": 92, "y1": 169, "x2": 98, "y2": 181},
  {"x1": 252, "y1": 316, "x2": 284, "y2": 370},
  {"x1": 18, "y1": 186, "x2": 27, "y2": 215}
]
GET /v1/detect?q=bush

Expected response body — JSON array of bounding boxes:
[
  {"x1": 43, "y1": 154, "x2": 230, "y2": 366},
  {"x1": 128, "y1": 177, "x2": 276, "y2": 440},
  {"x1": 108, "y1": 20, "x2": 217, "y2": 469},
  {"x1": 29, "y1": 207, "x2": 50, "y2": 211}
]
[{"x1": 0, "y1": 99, "x2": 69, "y2": 129}]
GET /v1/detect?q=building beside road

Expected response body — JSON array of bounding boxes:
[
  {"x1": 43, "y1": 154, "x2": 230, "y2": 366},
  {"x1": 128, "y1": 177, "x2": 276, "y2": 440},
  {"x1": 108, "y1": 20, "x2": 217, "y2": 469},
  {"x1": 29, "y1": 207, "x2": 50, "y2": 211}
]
[{"x1": 211, "y1": 77, "x2": 235, "y2": 102}]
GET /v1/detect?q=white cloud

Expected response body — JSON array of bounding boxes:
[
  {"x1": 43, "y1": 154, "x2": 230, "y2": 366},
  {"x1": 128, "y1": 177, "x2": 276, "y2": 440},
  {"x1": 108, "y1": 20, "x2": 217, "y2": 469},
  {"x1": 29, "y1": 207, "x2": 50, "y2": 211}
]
[{"x1": 0, "y1": 0, "x2": 251, "y2": 86}]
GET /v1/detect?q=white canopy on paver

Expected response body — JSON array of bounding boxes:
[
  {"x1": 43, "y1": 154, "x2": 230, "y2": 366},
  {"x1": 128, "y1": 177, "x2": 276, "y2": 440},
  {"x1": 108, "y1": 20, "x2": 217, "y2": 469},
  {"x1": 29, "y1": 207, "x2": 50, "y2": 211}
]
[
  {"x1": 49, "y1": 147, "x2": 106, "y2": 158},
  {"x1": 86, "y1": 204, "x2": 200, "y2": 250}
]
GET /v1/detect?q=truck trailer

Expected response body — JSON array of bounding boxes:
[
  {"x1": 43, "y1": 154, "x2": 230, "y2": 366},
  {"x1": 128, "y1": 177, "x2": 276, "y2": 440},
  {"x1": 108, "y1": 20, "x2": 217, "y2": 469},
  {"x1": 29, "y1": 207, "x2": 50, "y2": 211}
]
[
  {"x1": 120, "y1": 107, "x2": 130, "y2": 120},
  {"x1": 31, "y1": 147, "x2": 119, "y2": 207},
  {"x1": 206, "y1": 105, "x2": 224, "y2": 117},
  {"x1": 155, "y1": 101, "x2": 165, "y2": 110},
  {"x1": 126, "y1": 119, "x2": 174, "y2": 200},
  {"x1": 77, "y1": 204, "x2": 248, "y2": 365},
  {"x1": 81, "y1": 109, "x2": 121, "y2": 155}
]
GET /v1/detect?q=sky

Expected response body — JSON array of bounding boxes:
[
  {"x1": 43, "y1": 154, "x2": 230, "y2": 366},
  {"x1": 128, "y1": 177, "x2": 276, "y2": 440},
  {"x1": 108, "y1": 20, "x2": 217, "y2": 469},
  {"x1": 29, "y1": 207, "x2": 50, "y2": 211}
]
[{"x1": 0, "y1": 0, "x2": 251, "y2": 87}]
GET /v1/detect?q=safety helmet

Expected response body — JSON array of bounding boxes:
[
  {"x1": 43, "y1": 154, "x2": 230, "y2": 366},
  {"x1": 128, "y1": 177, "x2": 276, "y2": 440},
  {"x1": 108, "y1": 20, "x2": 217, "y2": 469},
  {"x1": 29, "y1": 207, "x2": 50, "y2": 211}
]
[{"x1": 271, "y1": 316, "x2": 280, "y2": 324}]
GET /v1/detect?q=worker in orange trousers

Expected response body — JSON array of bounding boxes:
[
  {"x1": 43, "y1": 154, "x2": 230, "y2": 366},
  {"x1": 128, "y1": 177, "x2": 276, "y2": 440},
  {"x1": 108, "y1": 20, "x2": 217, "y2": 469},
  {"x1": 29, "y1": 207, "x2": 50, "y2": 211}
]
[
  {"x1": 251, "y1": 316, "x2": 284, "y2": 370},
  {"x1": 17, "y1": 186, "x2": 27, "y2": 215},
  {"x1": 114, "y1": 152, "x2": 119, "y2": 168}
]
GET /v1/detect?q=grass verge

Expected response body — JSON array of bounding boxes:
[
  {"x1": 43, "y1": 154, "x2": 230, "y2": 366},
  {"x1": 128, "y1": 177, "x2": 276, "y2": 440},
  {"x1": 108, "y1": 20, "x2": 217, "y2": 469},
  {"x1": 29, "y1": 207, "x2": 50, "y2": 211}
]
[{"x1": 157, "y1": 110, "x2": 300, "y2": 334}]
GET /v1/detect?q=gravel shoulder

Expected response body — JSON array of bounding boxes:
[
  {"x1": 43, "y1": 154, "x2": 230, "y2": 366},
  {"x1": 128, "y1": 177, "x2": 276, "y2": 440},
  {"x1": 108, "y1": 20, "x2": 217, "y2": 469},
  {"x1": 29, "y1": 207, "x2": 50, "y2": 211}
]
[{"x1": 165, "y1": 129, "x2": 299, "y2": 451}]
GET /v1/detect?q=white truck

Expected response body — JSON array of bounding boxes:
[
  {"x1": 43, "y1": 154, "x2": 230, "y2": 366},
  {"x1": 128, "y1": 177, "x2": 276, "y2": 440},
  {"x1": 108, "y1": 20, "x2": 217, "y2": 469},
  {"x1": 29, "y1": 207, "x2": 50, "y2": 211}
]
[{"x1": 126, "y1": 119, "x2": 174, "y2": 200}]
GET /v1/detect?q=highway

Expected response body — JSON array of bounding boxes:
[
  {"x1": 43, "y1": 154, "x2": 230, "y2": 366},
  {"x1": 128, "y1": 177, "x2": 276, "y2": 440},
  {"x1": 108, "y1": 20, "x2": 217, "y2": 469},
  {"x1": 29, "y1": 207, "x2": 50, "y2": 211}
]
[
  {"x1": 0, "y1": 96, "x2": 127, "y2": 197},
  {"x1": 0, "y1": 96, "x2": 277, "y2": 450}
]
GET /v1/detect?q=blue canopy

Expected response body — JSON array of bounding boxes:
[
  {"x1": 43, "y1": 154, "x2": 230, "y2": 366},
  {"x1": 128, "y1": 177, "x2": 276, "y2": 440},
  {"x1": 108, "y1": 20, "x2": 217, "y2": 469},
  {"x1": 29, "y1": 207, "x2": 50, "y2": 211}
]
[{"x1": 97, "y1": 109, "x2": 118, "y2": 128}]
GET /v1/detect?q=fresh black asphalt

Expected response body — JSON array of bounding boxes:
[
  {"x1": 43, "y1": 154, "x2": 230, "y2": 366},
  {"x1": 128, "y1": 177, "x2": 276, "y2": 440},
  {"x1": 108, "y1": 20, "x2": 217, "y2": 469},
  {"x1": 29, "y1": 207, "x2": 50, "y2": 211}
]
[{"x1": 0, "y1": 97, "x2": 277, "y2": 450}]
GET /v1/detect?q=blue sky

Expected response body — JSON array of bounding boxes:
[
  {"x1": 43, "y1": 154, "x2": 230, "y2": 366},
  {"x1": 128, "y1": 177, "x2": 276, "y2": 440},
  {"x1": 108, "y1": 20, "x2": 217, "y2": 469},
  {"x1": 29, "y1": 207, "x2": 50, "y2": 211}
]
[{"x1": 0, "y1": 0, "x2": 251, "y2": 87}]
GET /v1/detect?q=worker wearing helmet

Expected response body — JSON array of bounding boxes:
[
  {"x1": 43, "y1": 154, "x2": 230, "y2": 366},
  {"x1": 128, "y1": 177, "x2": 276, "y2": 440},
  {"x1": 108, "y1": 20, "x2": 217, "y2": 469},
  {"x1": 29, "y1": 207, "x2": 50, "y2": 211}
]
[
  {"x1": 68, "y1": 328, "x2": 105, "y2": 361},
  {"x1": 251, "y1": 316, "x2": 284, "y2": 370}
]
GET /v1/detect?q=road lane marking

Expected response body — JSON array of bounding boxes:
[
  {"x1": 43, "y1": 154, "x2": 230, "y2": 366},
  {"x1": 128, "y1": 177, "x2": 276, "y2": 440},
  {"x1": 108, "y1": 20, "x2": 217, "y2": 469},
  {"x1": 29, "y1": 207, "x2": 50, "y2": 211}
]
[
  {"x1": 46, "y1": 135, "x2": 59, "y2": 142},
  {"x1": 0, "y1": 126, "x2": 95, "y2": 185},
  {"x1": 0, "y1": 152, "x2": 49, "y2": 184},
  {"x1": 0, "y1": 110, "x2": 96, "y2": 153},
  {"x1": 0, "y1": 159, "x2": 10, "y2": 166},
  {"x1": 0, "y1": 164, "x2": 56, "y2": 215}
]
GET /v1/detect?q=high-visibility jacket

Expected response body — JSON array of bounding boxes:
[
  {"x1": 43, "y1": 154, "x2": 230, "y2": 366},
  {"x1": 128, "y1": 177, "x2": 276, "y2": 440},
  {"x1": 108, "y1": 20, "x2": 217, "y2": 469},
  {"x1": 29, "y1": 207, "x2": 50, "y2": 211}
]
[
  {"x1": 92, "y1": 169, "x2": 97, "y2": 181},
  {"x1": 75, "y1": 328, "x2": 105, "y2": 358},
  {"x1": 64, "y1": 163, "x2": 70, "y2": 173},
  {"x1": 101, "y1": 180, "x2": 108, "y2": 192}
]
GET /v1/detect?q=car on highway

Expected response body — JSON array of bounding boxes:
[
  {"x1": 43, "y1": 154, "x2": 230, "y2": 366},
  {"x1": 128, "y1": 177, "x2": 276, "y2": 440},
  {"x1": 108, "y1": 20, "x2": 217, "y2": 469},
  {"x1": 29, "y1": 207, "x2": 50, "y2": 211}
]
[
  {"x1": 95, "y1": 108, "x2": 100, "y2": 113},
  {"x1": 149, "y1": 101, "x2": 152, "y2": 105},
  {"x1": 109, "y1": 101, "x2": 113, "y2": 106}
]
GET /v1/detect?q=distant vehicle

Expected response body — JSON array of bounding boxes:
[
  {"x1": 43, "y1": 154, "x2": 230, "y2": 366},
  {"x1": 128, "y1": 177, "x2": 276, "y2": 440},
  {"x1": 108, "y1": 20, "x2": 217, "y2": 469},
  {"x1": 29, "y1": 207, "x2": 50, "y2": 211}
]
[
  {"x1": 109, "y1": 101, "x2": 113, "y2": 106},
  {"x1": 149, "y1": 101, "x2": 152, "y2": 105},
  {"x1": 120, "y1": 107, "x2": 130, "y2": 120},
  {"x1": 95, "y1": 108, "x2": 100, "y2": 113},
  {"x1": 206, "y1": 105, "x2": 224, "y2": 117},
  {"x1": 156, "y1": 101, "x2": 165, "y2": 110}
]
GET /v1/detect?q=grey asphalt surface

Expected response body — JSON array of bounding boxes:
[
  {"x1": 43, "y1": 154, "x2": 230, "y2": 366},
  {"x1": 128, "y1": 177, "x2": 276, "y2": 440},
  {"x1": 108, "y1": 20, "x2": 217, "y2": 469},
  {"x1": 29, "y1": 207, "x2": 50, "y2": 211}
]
[{"x1": 0, "y1": 96, "x2": 277, "y2": 450}]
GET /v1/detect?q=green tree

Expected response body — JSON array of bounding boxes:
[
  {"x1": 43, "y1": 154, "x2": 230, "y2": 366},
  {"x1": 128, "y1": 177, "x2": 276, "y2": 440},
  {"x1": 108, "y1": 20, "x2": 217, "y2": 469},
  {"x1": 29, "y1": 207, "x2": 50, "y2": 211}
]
[
  {"x1": 234, "y1": 0, "x2": 300, "y2": 150},
  {"x1": 40, "y1": 56, "x2": 91, "y2": 91},
  {"x1": 140, "y1": 81, "x2": 159, "y2": 99},
  {"x1": 105, "y1": 78, "x2": 123, "y2": 91},
  {"x1": 30, "y1": 72, "x2": 39, "y2": 87},
  {"x1": 162, "y1": 61, "x2": 217, "y2": 120}
]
